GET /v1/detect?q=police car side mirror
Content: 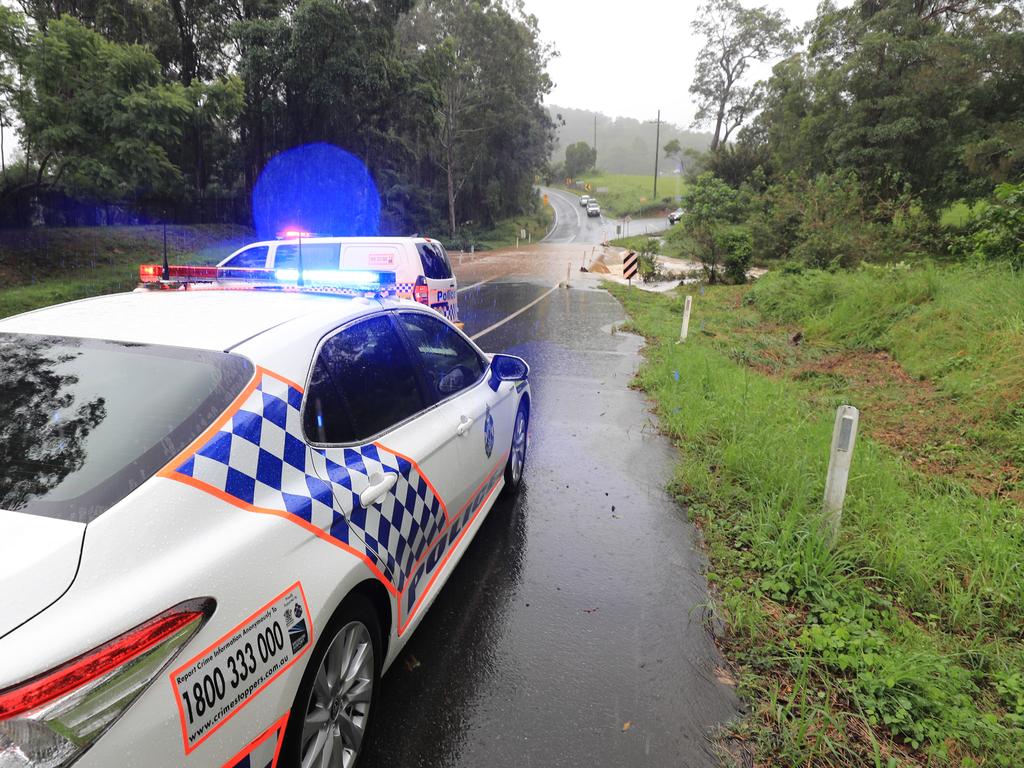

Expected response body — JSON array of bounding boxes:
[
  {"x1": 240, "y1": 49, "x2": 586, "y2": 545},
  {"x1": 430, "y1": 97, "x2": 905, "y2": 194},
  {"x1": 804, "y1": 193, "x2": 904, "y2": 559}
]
[{"x1": 488, "y1": 354, "x2": 529, "y2": 391}]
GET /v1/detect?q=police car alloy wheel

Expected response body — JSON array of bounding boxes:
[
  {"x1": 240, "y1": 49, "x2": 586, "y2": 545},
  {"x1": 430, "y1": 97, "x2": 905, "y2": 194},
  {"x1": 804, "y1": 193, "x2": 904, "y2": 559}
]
[
  {"x1": 504, "y1": 403, "x2": 529, "y2": 492},
  {"x1": 283, "y1": 595, "x2": 381, "y2": 768}
]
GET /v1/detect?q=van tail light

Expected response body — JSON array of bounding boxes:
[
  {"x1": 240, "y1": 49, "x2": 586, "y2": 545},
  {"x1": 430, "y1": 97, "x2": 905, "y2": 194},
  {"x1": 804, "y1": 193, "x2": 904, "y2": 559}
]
[
  {"x1": 0, "y1": 599, "x2": 214, "y2": 768},
  {"x1": 413, "y1": 276, "x2": 429, "y2": 306}
]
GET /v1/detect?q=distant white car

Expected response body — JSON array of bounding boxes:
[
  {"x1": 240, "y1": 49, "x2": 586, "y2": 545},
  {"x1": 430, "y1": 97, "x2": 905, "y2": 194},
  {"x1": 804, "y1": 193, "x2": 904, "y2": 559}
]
[
  {"x1": 0, "y1": 268, "x2": 531, "y2": 768},
  {"x1": 579, "y1": 195, "x2": 591, "y2": 207},
  {"x1": 586, "y1": 201, "x2": 601, "y2": 217},
  {"x1": 668, "y1": 207, "x2": 685, "y2": 224}
]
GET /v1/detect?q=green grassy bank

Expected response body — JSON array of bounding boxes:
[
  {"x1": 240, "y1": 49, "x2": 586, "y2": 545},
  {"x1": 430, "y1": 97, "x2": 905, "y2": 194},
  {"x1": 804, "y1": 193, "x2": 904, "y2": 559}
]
[
  {"x1": 0, "y1": 224, "x2": 253, "y2": 318},
  {"x1": 606, "y1": 266, "x2": 1024, "y2": 767},
  {"x1": 563, "y1": 173, "x2": 686, "y2": 218}
]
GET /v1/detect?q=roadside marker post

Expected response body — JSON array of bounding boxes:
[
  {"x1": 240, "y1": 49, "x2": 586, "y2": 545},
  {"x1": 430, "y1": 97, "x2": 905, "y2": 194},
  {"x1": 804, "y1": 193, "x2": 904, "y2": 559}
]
[
  {"x1": 823, "y1": 405, "x2": 860, "y2": 544},
  {"x1": 623, "y1": 250, "x2": 639, "y2": 286},
  {"x1": 566, "y1": 261, "x2": 571, "y2": 285},
  {"x1": 677, "y1": 295, "x2": 692, "y2": 343}
]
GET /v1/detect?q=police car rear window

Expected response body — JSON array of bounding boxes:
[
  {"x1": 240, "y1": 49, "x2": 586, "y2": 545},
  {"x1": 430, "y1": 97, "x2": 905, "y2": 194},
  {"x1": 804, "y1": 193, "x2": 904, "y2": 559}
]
[
  {"x1": 416, "y1": 243, "x2": 453, "y2": 280},
  {"x1": 0, "y1": 333, "x2": 253, "y2": 524}
]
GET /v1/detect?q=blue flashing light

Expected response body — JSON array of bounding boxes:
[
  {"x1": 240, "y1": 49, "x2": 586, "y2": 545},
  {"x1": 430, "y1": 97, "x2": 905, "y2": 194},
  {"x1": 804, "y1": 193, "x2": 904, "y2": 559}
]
[{"x1": 252, "y1": 143, "x2": 380, "y2": 240}]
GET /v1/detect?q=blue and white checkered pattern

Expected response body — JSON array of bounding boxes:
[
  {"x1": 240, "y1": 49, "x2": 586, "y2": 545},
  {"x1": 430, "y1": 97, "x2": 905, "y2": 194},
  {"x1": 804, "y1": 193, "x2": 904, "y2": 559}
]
[{"x1": 173, "y1": 372, "x2": 446, "y2": 593}]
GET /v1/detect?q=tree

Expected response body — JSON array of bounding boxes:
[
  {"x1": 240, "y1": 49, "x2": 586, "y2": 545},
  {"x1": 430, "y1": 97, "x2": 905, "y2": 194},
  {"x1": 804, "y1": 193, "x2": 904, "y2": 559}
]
[
  {"x1": 680, "y1": 172, "x2": 744, "y2": 281},
  {"x1": 564, "y1": 140, "x2": 596, "y2": 178},
  {"x1": 689, "y1": 0, "x2": 793, "y2": 151},
  {"x1": 10, "y1": 16, "x2": 190, "y2": 204}
]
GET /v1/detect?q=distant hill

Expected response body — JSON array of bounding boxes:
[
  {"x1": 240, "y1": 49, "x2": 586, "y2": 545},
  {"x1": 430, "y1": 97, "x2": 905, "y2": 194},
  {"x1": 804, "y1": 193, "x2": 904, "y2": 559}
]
[{"x1": 549, "y1": 105, "x2": 712, "y2": 175}]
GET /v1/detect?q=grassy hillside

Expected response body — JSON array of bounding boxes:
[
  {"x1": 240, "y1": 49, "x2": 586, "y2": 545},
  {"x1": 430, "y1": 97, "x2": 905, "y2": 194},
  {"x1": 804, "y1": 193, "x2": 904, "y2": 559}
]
[
  {"x1": 607, "y1": 265, "x2": 1024, "y2": 766},
  {"x1": 563, "y1": 173, "x2": 687, "y2": 218},
  {"x1": 0, "y1": 225, "x2": 254, "y2": 318}
]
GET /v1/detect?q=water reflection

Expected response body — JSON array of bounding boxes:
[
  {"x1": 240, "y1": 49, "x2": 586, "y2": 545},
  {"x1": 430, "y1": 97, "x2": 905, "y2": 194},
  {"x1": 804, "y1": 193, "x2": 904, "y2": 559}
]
[{"x1": 0, "y1": 335, "x2": 105, "y2": 512}]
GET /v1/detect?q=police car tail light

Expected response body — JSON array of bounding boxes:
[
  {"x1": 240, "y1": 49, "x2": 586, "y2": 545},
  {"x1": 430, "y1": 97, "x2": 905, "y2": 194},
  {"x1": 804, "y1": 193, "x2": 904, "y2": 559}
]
[
  {"x1": 413, "y1": 276, "x2": 429, "y2": 305},
  {"x1": 0, "y1": 599, "x2": 213, "y2": 768}
]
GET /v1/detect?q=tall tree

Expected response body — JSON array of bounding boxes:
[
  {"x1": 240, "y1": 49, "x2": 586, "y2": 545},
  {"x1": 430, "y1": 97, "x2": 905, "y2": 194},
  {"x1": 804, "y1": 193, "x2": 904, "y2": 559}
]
[
  {"x1": 689, "y1": 0, "x2": 793, "y2": 151},
  {"x1": 564, "y1": 141, "x2": 596, "y2": 178}
]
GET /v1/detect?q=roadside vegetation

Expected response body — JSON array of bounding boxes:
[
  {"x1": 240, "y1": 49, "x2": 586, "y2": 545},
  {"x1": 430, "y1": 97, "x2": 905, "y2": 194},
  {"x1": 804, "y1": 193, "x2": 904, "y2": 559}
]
[
  {"x1": 604, "y1": 0, "x2": 1024, "y2": 765},
  {"x1": 608, "y1": 271, "x2": 1024, "y2": 766},
  {"x1": 0, "y1": 0, "x2": 554, "y2": 240},
  {"x1": 0, "y1": 225, "x2": 251, "y2": 318}
]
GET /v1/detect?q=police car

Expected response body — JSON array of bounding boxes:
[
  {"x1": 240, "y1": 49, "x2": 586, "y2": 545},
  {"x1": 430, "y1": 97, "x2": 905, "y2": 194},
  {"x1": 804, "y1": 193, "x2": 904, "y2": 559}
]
[
  {"x1": 0, "y1": 266, "x2": 530, "y2": 768},
  {"x1": 218, "y1": 234, "x2": 460, "y2": 324}
]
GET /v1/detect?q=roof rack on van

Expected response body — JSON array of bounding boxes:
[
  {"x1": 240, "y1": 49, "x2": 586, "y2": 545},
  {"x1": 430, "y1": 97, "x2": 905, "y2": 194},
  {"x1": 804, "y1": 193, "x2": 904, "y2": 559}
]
[{"x1": 138, "y1": 264, "x2": 397, "y2": 299}]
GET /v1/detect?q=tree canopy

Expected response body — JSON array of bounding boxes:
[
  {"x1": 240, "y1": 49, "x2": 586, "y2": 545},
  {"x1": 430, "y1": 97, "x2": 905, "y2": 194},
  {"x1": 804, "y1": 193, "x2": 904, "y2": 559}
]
[{"x1": 0, "y1": 0, "x2": 555, "y2": 233}]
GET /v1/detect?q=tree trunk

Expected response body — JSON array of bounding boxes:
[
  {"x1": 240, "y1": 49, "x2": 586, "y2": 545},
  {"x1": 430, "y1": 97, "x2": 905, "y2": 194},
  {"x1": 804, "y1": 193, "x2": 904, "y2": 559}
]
[
  {"x1": 447, "y1": 141, "x2": 456, "y2": 237},
  {"x1": 711, "y1": 101, "x2": 725, "y2": 151}
]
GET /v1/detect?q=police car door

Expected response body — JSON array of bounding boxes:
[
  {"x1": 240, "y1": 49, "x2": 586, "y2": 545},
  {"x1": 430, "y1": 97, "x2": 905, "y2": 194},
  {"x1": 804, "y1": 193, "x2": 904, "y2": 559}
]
[
  {"x1": 393, "y1": 311, "x2": 503, "y2": 514},
  {"x1": 302, "y1": 313, "x2": 475, "y2": 628}
]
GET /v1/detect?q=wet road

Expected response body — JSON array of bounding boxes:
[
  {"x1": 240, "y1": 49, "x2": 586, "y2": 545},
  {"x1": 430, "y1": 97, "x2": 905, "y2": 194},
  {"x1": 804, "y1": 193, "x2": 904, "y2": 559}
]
[
  {"x1": 360, "y1": 246, "x2": 739, "y2": 768},
  {"x1": 542, "y1": 187, "x2": 669, "y2": 244}
]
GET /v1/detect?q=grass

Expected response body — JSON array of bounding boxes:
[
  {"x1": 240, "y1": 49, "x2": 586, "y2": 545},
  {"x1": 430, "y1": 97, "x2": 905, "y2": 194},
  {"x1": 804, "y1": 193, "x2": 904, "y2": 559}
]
[
  {"x1": 0, "y1": 224, "x2": 253, "y2": 318},
  {"x1": 605, "y1": 269, "x2": 1024, "y2": 766},
  {"x1": 562, "y1": 173, "x2": 688, "y2": 217},
  {"x1": 439, "y1": 203, "x2": 554, "y2": 252}
]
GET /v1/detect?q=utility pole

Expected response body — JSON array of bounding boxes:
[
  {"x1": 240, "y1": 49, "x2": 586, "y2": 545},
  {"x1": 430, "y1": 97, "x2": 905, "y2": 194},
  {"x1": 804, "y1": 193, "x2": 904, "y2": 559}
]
[
  {"x1": 647, "y1": 110, "x2": 661, "y2": 202},
  {"x1": 593, "y1": 114, "x2": 598, "y2": 166}
]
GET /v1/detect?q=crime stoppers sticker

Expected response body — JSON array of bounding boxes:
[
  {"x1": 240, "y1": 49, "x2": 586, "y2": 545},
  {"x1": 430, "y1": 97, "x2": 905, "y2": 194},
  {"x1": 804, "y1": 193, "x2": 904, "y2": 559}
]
[{"x1": 170, "y1": 582, "x2": 313, "y2": 754}]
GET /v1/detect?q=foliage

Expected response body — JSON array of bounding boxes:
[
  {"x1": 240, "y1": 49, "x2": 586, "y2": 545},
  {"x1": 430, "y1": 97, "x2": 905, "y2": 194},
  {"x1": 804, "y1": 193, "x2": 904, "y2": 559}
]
[
  {"x1": 720, "y1": 225, "x2": 752, "y2": 283},
  {"x1": 0, "y1": 0, "x2": 555, "y2": 234},
  {"x1": 606, "y1": 277, "x2": 1024, "y2": 765},
  {"x1": 635, "y1": 236, "x2": 663, "y2": 283},
  {"x1": 746, "y1": 0, "x2": 1024, "y2": 213},
  {"x1": 11, "y1": 16, "x2": 190, "y2": 201},
  {"x1": 679, "y1": 172, "x2": 744, "y2": 281},
  {"x1": 968, "y1": 181, "x2": 1024, "y2": 269},
  {"x1": 689, "y1": 0, "x2": 793, "y2": 151},
  {"x1": 563, "y1": 141, "x2": 596, "y2": 179}
]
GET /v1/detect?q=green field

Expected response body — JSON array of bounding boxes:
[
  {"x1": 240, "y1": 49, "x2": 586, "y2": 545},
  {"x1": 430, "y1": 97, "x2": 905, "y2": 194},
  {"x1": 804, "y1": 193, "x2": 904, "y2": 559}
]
[
  {"x1": 563, "y1": 173, "x2": 687, "y2": 218},
  {"x1": 607, "y1": 265, "x2": 1024, "y2": 766}
]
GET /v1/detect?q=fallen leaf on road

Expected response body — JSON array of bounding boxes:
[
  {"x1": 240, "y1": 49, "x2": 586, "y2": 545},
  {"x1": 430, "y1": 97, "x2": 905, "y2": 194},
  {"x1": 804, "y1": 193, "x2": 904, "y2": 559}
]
[
  {"x1": 404, "y1": 655, "x2": 421, "y2": 672},
  {"x1": 583, "y1": 607, "x2": 599, "y2": 614},
  {"x1": 622, "y1": 721, "x2": 632, "y2": 732}
]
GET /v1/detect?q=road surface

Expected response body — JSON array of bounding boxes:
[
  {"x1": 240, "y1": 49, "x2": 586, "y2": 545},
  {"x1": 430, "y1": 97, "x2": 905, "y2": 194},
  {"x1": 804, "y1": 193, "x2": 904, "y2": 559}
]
[
  {"x1": 360, "y1": 243, "x2": 739, "y2": 768},
  {"x1": 541, "y1": 187, "x2": 669, "y2": 245}
]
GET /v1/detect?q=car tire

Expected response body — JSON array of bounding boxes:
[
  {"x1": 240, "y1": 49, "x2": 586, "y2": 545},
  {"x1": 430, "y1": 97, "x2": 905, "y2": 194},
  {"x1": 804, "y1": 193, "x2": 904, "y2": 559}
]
[
  {"x1": 502, "y1": 400, "x2": 529, "y2": 495},
  {"x1": 280, "y1": 593, "x2": 382, "y2": 768}
]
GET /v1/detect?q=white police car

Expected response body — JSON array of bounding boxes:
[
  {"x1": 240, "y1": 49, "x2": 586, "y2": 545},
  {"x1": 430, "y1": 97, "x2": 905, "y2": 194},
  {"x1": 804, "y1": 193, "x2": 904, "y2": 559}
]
[{"x1": 0, "y1": 267, "x2": 530, "y2": 768}]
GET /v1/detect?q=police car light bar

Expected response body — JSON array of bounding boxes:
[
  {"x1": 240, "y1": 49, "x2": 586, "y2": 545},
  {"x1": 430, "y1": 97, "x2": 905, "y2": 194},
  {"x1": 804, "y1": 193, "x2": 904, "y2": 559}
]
[{"x1": 138, "y1": 265, "x2": 397, "y2": 298}]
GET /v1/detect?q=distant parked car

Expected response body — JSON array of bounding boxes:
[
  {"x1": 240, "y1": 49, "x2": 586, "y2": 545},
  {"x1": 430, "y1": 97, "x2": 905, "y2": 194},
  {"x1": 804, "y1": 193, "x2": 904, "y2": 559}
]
[
  {"x1": 668, "y1": 207, "x2": 685, "y2": 224},
  {"x1": 579, "y1": 195, "x2": 591, "y2": 207},
  {"x1": 586, "y1": 201, "x2": 601, "y2": 218}
]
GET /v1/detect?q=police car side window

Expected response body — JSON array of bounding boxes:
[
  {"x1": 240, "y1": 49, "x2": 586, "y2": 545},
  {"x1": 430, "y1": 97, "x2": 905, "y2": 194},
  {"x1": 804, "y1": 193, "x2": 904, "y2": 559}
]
[
  {"x1": 397, "y1": 312, "x2": 485, "y2": 401},
  {"x1": 415, "y1": 243, "x2": 452, "y2": 280},
  {"x1": 303, "y1": 316, "x2": 426, "y2": 444},
  {"x1": 274, "y1": 244, "x2": 341, "y2": 271},
  {"x1": 224, "y1": 245, "x2": 268, "y2": 268}
]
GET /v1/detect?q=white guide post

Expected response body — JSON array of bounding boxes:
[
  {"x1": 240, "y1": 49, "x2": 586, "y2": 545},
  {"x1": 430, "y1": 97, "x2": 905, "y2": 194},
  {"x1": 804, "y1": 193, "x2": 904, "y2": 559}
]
[
  {"x1": 823, "y1": 405, "x2": 859, "y2": 544},
  {"x1": 678, "y1": 295, "x2": 693, "y2": 343}
]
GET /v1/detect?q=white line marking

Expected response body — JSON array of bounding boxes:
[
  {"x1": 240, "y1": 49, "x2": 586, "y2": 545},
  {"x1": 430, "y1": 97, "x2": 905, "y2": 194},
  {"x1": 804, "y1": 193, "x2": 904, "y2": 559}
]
[
  {"x1": 470, "y1": 283, "x2": 560, "y2": 341},
  {"x1": 540, "y1": 188, "x2": 560, "y2": 243},
  {"x1": 457, "y1": 276, "x2": 496, "y2": 294}
]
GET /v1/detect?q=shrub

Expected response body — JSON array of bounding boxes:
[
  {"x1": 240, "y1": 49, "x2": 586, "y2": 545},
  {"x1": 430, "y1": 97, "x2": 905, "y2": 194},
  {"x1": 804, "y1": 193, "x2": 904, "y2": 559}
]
[
  {"x1": 969, "y1": 181, "x2": 1024, "y2": 270},
  {"x1": 721, "y1": 226, "x2": 753, "y2": 284}
]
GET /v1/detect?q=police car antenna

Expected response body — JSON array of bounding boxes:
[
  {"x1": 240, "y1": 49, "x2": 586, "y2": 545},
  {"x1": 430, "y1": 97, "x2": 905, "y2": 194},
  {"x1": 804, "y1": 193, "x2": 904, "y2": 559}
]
[
  {"x1": 161, "y1": 222, "x2": 170, "y2": 281},
  {"x1": 297, "y1": 231, "x2": 305, "y2": 287}
]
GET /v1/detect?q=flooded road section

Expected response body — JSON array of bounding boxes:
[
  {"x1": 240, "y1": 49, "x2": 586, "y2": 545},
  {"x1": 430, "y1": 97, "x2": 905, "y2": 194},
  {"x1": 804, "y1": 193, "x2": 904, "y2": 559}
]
[{"x1": 361, "y1": 245, "x2": 739, "y2": 768}]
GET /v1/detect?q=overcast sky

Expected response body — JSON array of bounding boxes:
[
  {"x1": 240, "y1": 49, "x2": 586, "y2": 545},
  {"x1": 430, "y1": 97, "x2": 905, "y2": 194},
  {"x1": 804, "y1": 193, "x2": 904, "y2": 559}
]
[{"x1": 521, "y1": 0, "x2": 827, "y2": 129}]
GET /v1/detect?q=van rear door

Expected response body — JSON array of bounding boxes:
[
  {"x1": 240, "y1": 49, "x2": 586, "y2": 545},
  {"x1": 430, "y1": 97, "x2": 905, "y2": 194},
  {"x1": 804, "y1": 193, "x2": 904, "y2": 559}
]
[{"x1": 416, "y1": 242, "x2": 458, "y2": 322}]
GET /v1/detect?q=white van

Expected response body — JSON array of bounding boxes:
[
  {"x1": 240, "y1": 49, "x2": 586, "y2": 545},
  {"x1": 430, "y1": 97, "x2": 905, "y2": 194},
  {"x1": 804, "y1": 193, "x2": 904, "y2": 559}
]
[{"x1": 218, "y1": 236, "x2": 459, "y2": 322}]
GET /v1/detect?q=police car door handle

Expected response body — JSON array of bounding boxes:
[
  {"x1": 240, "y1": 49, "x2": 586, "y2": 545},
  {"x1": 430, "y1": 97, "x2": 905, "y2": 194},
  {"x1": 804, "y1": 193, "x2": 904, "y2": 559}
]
[
  {"x1": 360, "y1": 472, "x2": 398, "y2": 508},
  {"x1": 456, "y1": 415, "x2": 474, "y2": 437}
]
